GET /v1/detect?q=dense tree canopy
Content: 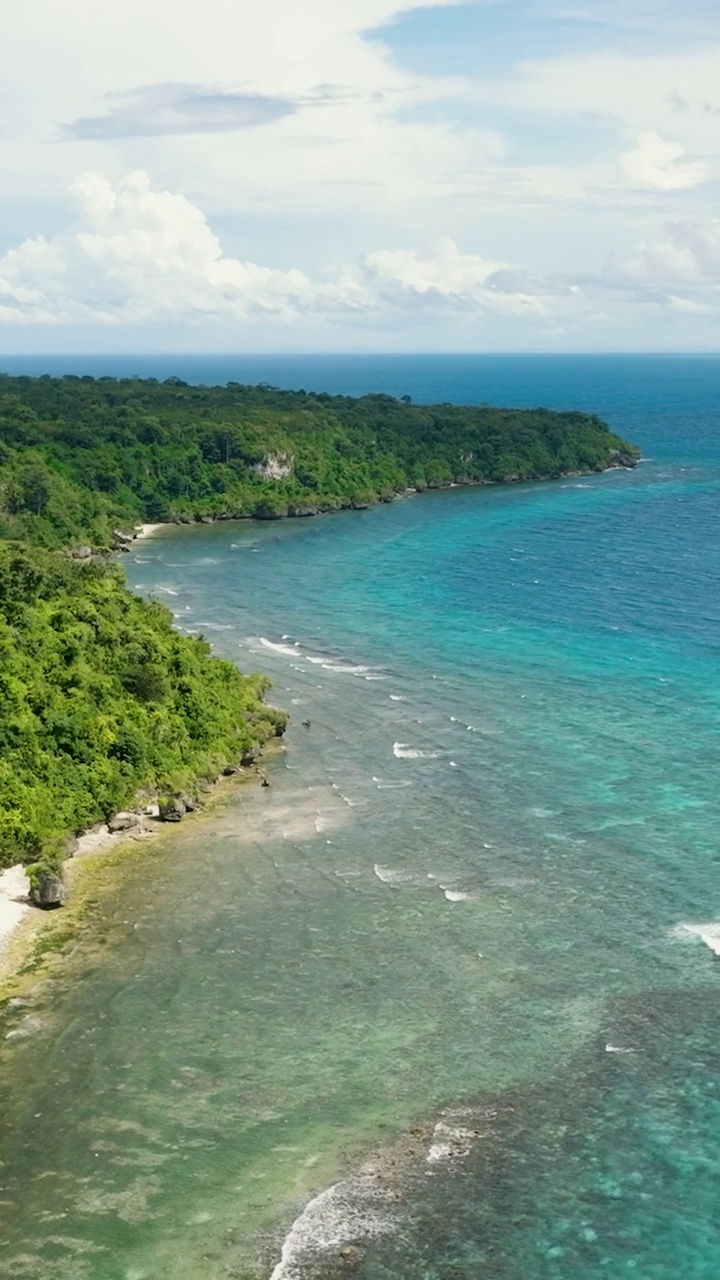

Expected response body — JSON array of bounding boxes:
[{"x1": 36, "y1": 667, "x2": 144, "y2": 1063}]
[
  {"x1": 0, "y1": 375, "x2": 639, "y2": 546},
  {"x1": 0, "y1": 375, "x2": 637, "y2": 876},
  {"x1": 0, "y1": 544, "x2": 285, "y2": 874}
]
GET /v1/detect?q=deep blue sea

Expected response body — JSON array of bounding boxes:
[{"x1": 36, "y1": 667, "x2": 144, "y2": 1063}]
[{"x1": 1, "y1": 354, "x2": 720, "y2": 1280}]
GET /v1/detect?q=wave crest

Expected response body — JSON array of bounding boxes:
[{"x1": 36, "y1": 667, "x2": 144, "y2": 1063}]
[
  {"x1": 269, "y1": 1175, "x2": 398, "y2": 1280},
  {"x1": 393, "y1": 743, "x2": 440, "y2": 760},
  {"x1": 671, "y1": 920, "x2": 720, "y2": 956}
]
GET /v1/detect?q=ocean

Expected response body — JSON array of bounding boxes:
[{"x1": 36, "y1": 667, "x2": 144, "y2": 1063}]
[{"x1": 1, "y1": 353, "x2": 719, "y2": 1279}]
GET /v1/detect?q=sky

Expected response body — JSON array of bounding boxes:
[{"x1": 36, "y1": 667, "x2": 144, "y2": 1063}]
[{"x1": 2, "y1": 0, "x2": 720, "y2": 352}]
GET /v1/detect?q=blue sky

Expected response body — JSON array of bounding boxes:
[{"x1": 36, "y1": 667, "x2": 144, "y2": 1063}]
[
  {"x1": 1, "y1": 0, "x2": 720, "y2": 351},
  {"x1": 382, "y1": 2, "x2": 720, "y2": 71}
]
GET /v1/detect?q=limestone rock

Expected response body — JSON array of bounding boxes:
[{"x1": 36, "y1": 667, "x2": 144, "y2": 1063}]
[
  {"x1": 31, "y1": 873, "x2": 66, "y2": 909},
  {"x1": 178, "y1": 793, "x2": 196, "y2": 812},
  {"x1": 158, "y1": 796, "x2": 186, "y2": 823},
  {"x1": 252, "y1": 451, "x2": 294, "y2": 480},
  {"x1": 108, "y1": 812, "x2": 141, "y2": 833}
]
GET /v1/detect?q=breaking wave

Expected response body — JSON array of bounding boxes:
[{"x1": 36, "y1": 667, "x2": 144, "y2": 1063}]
[
  {"x1": 671, "y1": 920, "x2": 720, "y2": 956},
  {"x1": 393, "y1": 743, "x2": 441, "y2": 760},
  {"x1": 250, "y1": 637, "x2": 385, "y2": 680},
  {"x1": 269, "y1": 1175, "x2": 398, "y2": 1280}
]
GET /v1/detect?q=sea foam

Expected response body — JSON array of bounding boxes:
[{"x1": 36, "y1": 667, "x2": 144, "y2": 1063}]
[
  {"x1": 259, "y1": 638, "x2": 303, "y2": 659},
  {"x1": 672, "y1": 920, "x2": 720, "y2": 956},
  {"x1": 253, "y1": 637, "x2": 383, "y2": 680},
  {"x1": 425, "y1": 1110, "x2": 480, "y2": 1166},
  {"x1": 374, "y1": 865, "x2": 435, "y2": 890},
  {"x1": 393, "y1": 743, "x2": 440, "y2": 760},
  {"x1": 269, "y1": 1175, "x2": 397, "y2": 1280}
]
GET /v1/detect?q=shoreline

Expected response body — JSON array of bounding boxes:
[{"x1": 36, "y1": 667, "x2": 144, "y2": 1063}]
[
  {"x1": 0, "y1": 824, "x2": 162, "y2": 994},
  {"x1": 2, "y1": 457, "x2": 635, "y2": 987},
  {"x1": 0, "y1": 866, "x2": 32, "y2": 965},
  {"x1": 0, "y1": 751, "x2": 282, "y2": 1001},
  {"x1": 127, "y1": 457, "x2": 638, "y2": 542},
  {"x1": 134, "y1": 521, "x2": 170, "y2": 540}
]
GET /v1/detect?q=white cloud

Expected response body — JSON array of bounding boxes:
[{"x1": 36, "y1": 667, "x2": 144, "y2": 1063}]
[
  {"x1": 362, "y1": 238, "x2": 548, "y2": 315},
  {"x1": 0, "y1": 172, "x2": 553, "y2": 326},
  {"x1": 61, "y1": 84, "x2": 296, "y2": 141},
  {"x1": 5, "y1": 170, "x2": 720, "y2": 342},
  {"x1": 467, "y1": 44, "x2": 720, "y2": 206},
  {"x1": 0, "y1": 173, "x2": 337, "y2": 325},
  {"x1": 618, "y1": 131, "x2": 708, "y2": 189},
  {"x1": 609, "y1": 217, "x2": 720, "y2": 291},
  {"x1": 4, "y1": 3, "x2": 720, "y2": 348}
]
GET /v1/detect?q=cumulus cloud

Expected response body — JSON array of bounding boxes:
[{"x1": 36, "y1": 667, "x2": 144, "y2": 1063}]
[
  {"x1": 362, "y1": 239, "x2": 548, "y2": 315},
  {"x1": 2, "y1": 170, "x2": 720, "y2": 338},
  {"x1": 608, "y1": 217, "x2": 720, "y2": 293},
  {"x1": 618, "y1": 130, "x2": 708, "y2": 189},
  {"x1": 0, "y1": 172, "x2": 553, "y2": 326},
  {"x1": 61, "y1": 84, "x2": 296, "y2": 141},
  {"x1": 0, "y1": 173, "x2": 338, "y2": 325}
]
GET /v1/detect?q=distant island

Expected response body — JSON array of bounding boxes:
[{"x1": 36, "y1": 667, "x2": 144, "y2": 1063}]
[{"x1": 0, "y1": 375, "x2": 639, "y2": 903}]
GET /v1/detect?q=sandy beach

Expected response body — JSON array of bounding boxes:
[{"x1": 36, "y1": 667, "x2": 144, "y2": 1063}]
[
  {"x1": 134, "y1": 522, "x2": 169, "y2": 540},
  {"x1": 0, "y1": 865, "x2": 31, "y2": 959}
]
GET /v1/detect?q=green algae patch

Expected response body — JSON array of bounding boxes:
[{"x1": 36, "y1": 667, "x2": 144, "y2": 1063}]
[{"x1": 0, "y1": 758, "x2": 282, "y2": 1006}]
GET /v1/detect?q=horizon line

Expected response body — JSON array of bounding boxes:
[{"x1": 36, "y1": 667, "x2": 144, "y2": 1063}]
[{"x1": 1, "y1": 349, "x2": 720, "y2": 360}]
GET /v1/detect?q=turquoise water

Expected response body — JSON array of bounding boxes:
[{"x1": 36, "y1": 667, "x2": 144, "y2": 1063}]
[{"x1": 1, "y1": 356, "x2": 720, "y2": 1278}]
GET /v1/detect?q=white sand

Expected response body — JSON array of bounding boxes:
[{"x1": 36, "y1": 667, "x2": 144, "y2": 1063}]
[
  {"x1": 0, "y1": 865, "x2": 31, "y2": 956},
  {"x1": 134, "y1": 523, "x2": 168, "y2": 541}
]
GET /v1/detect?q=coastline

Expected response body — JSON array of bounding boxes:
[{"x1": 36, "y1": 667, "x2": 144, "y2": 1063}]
[
  {"x1": 134, "y1": 521, "x2": 170, "y2": 540},
  {"x1": 0, "y1": 748, "x2": 283, "y2": 1002},
  {"x1": 0, "y1": 866, "x2": 31, "y2": 966},
  {"x1": 1, "y1": 458, "x2": 636, "y2": 996},
  {"x1": 0, "y1": 824, "x2": 160, "y2": 996},
  {"x1": 125, "y1": 456, "x2": 638, "y2": 541},
  {"x1": 5, "y1": 457, "x2": 634, "y2": 973}
]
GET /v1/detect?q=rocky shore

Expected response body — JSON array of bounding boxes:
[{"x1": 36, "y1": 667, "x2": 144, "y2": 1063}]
[
  {"x1": 0, "y1": 745, "x2": 281, "y2": 994},
  {"x1": 112, "y1": 454, "x2": 639, "y2": 534}
]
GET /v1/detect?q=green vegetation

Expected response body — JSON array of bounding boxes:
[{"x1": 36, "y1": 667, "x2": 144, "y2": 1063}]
[
  {"x1": 0, "y1": 374, "x2": 638, "y2": 882},
  {"x1": 0, "y1": 543, "x2": 285, "y2": 877},
  {"x1": 0, "y1": 374, "x2": 639, "y2": 544}
]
